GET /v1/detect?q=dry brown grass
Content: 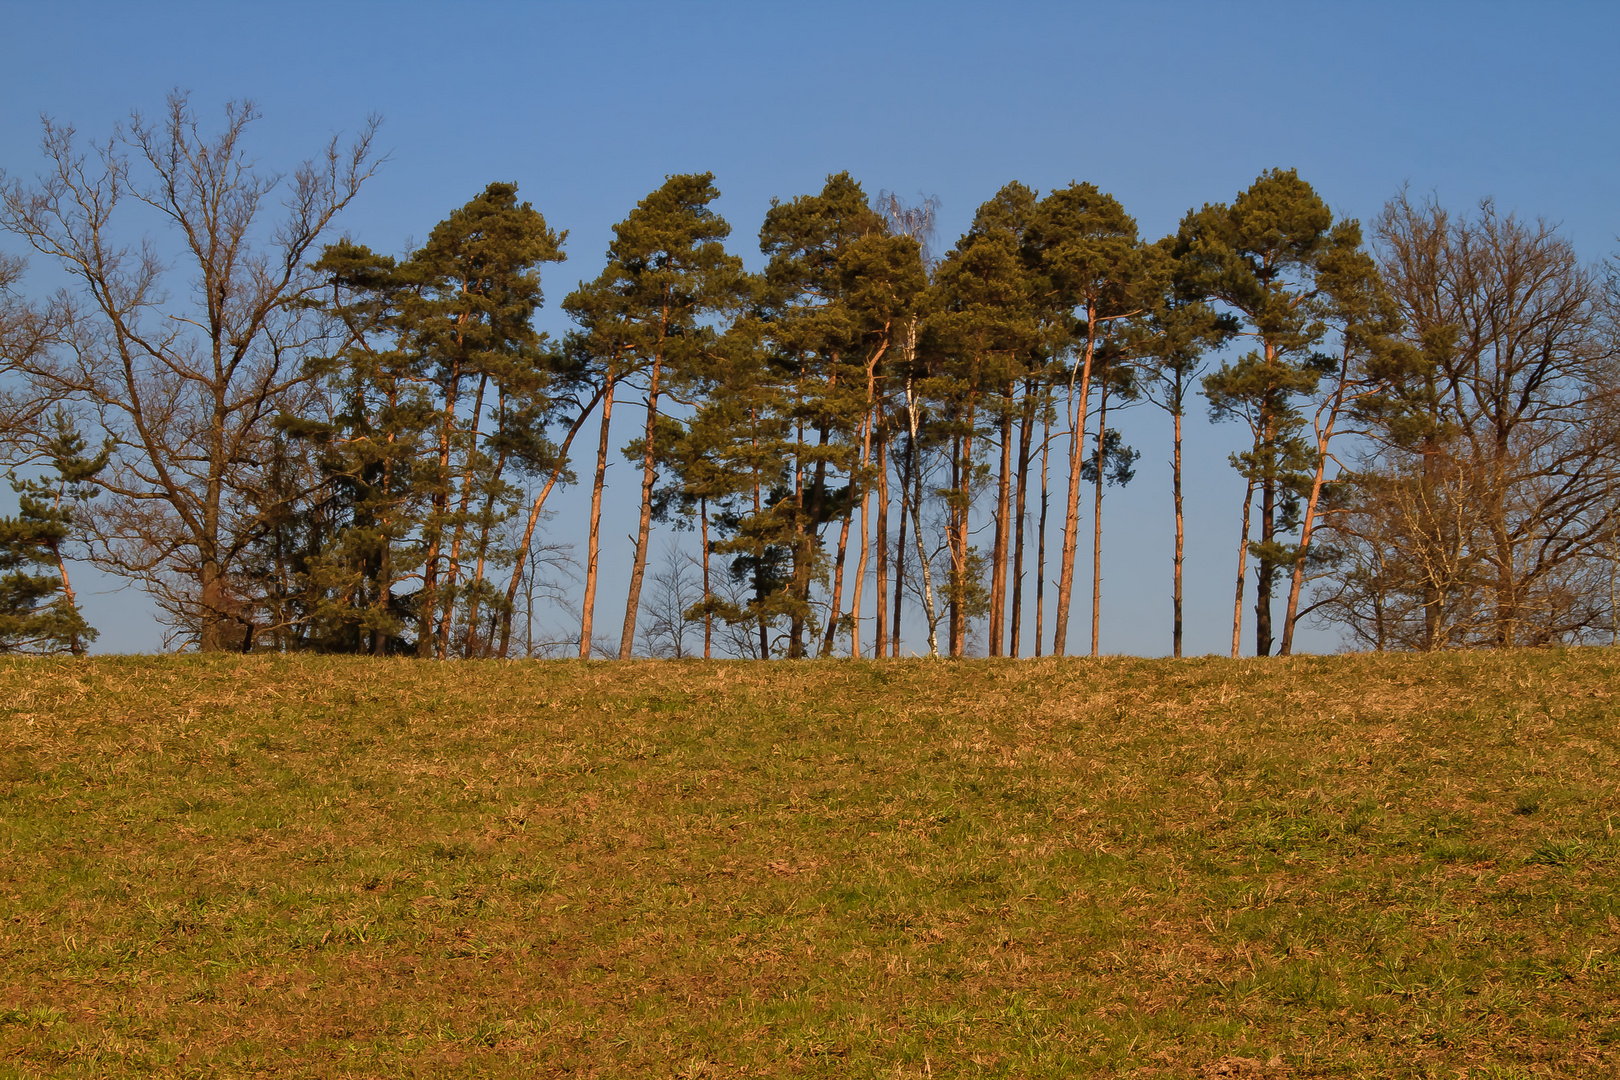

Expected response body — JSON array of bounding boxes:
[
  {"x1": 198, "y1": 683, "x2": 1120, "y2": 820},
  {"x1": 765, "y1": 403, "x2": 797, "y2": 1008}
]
[{"x1": 0, "y1": 649, "x2": 1617, "y2": 1077}]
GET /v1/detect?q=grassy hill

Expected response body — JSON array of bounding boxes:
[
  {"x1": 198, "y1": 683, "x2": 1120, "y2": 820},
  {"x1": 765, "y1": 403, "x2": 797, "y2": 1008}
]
[{"x1": 1, "y1": 651, "x2": 1618, "y2": 1077}]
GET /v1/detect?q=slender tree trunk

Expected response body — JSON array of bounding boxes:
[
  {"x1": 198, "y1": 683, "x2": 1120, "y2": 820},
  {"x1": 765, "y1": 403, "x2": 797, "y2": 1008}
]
[
  {"x1": 821, "y1": 506, "x2": 853, "y2": 657},
  {"x1": 619, "y1": 355, "x2": 664, "y2": 659},
  {"x1": 1420, "y1": 436, "x2": 1443, "y2": 651},
  {"x1": 851, "y1": 486, "x2": 872, "y2": 658},
  {"x1": 372, "y1": 526, "x2": 392, "y2": 657},
  {"x1": 1231, "y1": 475, "x2": 1255, "y2": 659},
  {"x1": 1010, "y1": 381, "x2": 1035, "y2": 658},
  {"x1": 196, "y1": 389, "x2": 230, "y2": 654},
  {"x1": 750, "y1": 408, "x2": 769, "y2": 659},
  {"x1": 948, "y1": 434, "x2": 962, "y2": 657},
  {"x1": 52, "y1": 551, "x2": 82, "y2": 657},
  {"x1": 1035, "y1": 408, "x2": 1052, "y2": 657},
  {"x1": 1090, "y1": 385, "x2": 1108, "y2": 657},
  {"x1": 1054, "y1": 326, "x2": 1099, "y2": 655},
  {"x1": 498, "y1": 386, "x2": 605, "y2": 657},
  {"x1": 1171, "y1": 402, "x2": 1184, "y2": 660},
  {"x1": 437, "y1": 372, "x2": 490, "y2": 657},
  {"x1": 462, "y1": 391, "x2": 509, "y2": 657},
  {"x1": 873, "y1": 429, "x2": 889, "y2": 659},
  {"x1": 1280, "y1": 364, "x2": 1349, "y2": 656},
  {"x1": 989, "y1": 386, "x2": 1012, "y2": 656},
  {"x1": 419, "y1": 360, "x2": 461, "y2": 657},
  {"x1": 903, "y1": 380, "x2": 939, "y2": 657},
  {"x1": 910, "y1": 454, "x2": 940, "y2": 658},
  {"x1": 369, "y1": 434, "x2": 399, "y2": 658},
  {"x1": 892, "y1": 432, "x2": 910, "y2": 656},
  {"x1": 578, "y1": 373, "x2": 617, "y2": 659},
  {"x1": 1488, "y1": 442, "x2": 1516, "y2": 647},
  {"x1": 1255, "y1": 416, "x2": 1276, "y2": 658},
  {"x1": 946, "y1": 401, "x2": 972, "y2": 660},
  {"x1": 847, "y1": 344, "x2": 886, "y2": 659},
  {"x1": 701, "y1": 496, "x2": 712, "y2": 660},
  {"x1": 1611, "y1": 519, "x2": 1618, "y2": 648},
  {"x1": 463, "y1": 466, "x2": 503, "y2": 656}
]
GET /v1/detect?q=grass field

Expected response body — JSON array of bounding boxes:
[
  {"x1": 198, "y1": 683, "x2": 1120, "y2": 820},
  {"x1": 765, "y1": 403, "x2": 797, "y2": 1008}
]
[{"x1": 1, "y1": 651, "x2": 1618, "y2": 1077}]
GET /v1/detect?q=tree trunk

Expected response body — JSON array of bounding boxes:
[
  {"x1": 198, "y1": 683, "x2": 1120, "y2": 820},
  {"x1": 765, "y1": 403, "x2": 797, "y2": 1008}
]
[
  {"x1": 1255, "y1": 416, "x2": 1276, "y2": 658},
  {"x1": 419, "y1": 360, "x2": 460, "y2": 658},
  {"x1": 1171, "y1": 405, "x2": 1184, "y2": 660},
  {"x1": 437, "y1": 371, "x2": 489, "y2": 658},
  {"x1": 1090, "y1": 385, "x2": 1108, "y2": 657},
  {"x1": 578, "y1": 373, "x2": 617, "y2": 659},
  {"x1": 903, "y1": 381, "x2": 939, "y2": 657},
  {"x1": 462, "y1": 390, "x2": 508, "y2": 656},
  {"x1": 851, "y1": 486, "x2": 872, "y2": 658},
  {"x1": 821, "y1": 506, "x2": 853, "y2": 657},
  {"x1": 892, "y1": 432, "x2": 910, "y2": 657},
  {"x1": 372, "y1": 522, "x2": 391, "y2": 657},
  {"x1": 873, "y1": 429, "x2": 889, "y2": 659},
  {"x1": 198, "y1": 558, "x2": 225, "y2": 653},
  {"x1": 498, "y1": 386, "x2": 605, "y2": 657},
  {"x1": 989, "y1": 386, "x2": 1012, "y2": 656},
  {"x1": 1420, "y1": 437, "x2": 1443, "y2": 651},
  {"x1": 1035, "y1": 408, "x2": 1052, "y2": 657},
  {"x1": 910, "y1": 450, "x2": 940, "y2": 658},
  {"x1": 749, "y1": 409, "x2": 769, "y2": 659},
  {"x1": 951, "y1": 401, "x2": 978, "y2": 657},
  {"x1": 1231, "y1": 476, "x2": 1254, "y2": 659},
  {"x1": 1053, "y1": 325, "x2": 1099, "y2": 655},
  {"x1": 1010, "y1": 381, "x2": 1036, "y2": 658},
  {"x1": 1280, "y1": 359, "x2": 1349, "y2": 657},
  {"x1": 787, "y1": 418, "x2": 810, "y2": 660},
  {"x1": 700, "y1": 496, "x2": 712, "y2": 660},
  {"x1": 53, "y1": 547, "x2": 82, "y2": 657},
  {"x1": 619, "y1": 356, "x2": 663, "y2": 659},
  {"x1": 948, "y1": 435, "x2": 962, "y2": 656}
]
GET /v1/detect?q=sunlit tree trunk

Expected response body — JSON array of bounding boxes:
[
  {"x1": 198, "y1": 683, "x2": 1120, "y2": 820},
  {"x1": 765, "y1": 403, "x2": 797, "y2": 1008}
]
[
  {"x1": 578, "y1": 374, "x2": 617, "y2": 659},
  {"x1": 498, "y1": 386, "x2": 605, "y2": 658},
  {"x1": 1054, "y1": 324, "x2": 1099, "y2": 655},
  {"x1": 989, "y1": 385, "x2": 1013, "y2": 655},
  {"x1": 619, "y1": 351, "x2": 665, "y2": 659},
  {"x1": 1231, "y1": 476, "x2": 1254, "y2": 659},
  {"x1": 1009, "y1": 381, "x2": 1036, "y2": 657}
]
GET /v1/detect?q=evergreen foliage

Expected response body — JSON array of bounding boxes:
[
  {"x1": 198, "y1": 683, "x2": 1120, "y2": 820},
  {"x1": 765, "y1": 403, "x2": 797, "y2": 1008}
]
[
  {"x1": 0, "y1": 413, "x2": 105, "y2": 654},
  {"x1": 5, "y1": 104, "x2": 1616, "y2": 656}
]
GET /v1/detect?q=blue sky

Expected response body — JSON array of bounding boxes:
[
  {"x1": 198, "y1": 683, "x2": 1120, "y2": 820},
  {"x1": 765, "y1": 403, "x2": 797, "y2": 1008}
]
[{"x1": 2, "y1": 1, "x2": 1617, "y2": 655}]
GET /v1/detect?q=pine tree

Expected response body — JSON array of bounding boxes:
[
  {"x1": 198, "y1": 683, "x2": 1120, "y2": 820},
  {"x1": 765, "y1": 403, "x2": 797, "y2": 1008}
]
[
  {"x1": 931, "y1": 182, "x2": 1041, "y2": 656},
  {"x1": 565, "y1": 173, "x2": 747, "y2": 659},
  {"x1": 1027, "y1": 184, "x2": 1153, "y2": 656},
  {"x1": 1082, "y1": 343, "x2": 1141, "y2": 656},
  {"x1": 404, "y1": 183, "x2": 566, "y2": 658},
  {"x1": 1177, "y1": 169, "x2": 1342, "y2": 656},
  {"x1": 0, "y1": 412, "x2": 106, "y2": 654},
  {"x1": 1276, "y1": 228, "x2": 1414, "y2": 655},
  {"x1": 1136, "y1": 252, "x2": 1235, "y2": 658},
  {"x1": 286, "y1": 240, "x2": 434, "y2": 654},
  {"x1": 744, "y1": 173, "x2": 922, "y2": 658},
  {"x1": 290, "y1": 185, "x2": 567, "y2": 657}
]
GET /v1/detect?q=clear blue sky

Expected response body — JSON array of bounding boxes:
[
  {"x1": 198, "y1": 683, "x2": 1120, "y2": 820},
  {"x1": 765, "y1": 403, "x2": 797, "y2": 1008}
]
[{"x1": 2, "y1": 1, "x2": 1616, "y2": 655}]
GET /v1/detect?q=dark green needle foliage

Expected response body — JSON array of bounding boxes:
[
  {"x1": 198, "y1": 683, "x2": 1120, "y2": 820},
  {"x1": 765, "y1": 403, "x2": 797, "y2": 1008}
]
[
  {"x1": 282, "y1": 183, "x2": 568, "y2": 656},
  {"x1": 0, "y1": 412, "x2": 107, "y2": 654},
  {"x1": 563, "y1": 173, "x2": 748, "y2": 659},
  {"x1": 1178, "y1": 169, "x2": 1359, "y2": 655}
]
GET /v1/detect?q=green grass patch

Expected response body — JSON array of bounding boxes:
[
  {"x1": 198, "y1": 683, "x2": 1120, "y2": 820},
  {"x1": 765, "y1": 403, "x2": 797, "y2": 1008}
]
[{"x1": 0, "y1": 650, "x2": 1618, "y2": 1076}]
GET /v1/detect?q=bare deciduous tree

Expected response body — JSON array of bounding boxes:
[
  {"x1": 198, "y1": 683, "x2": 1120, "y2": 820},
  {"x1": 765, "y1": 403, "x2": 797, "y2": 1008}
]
[
  {"x1": 1363, "y1": 194, "x2": 1619, "y2": 647},
  {"x1": 0, "y1": 95, "x2": 380, "y2": 651},
  {"x1": 637, "y1": 541, "x2": 705, "y2": 659}
]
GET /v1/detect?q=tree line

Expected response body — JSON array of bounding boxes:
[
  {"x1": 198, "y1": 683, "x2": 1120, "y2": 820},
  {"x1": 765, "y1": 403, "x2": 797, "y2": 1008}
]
[{"x1": 1, "y1": 97, "x2": 1616, "y2": 657}]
